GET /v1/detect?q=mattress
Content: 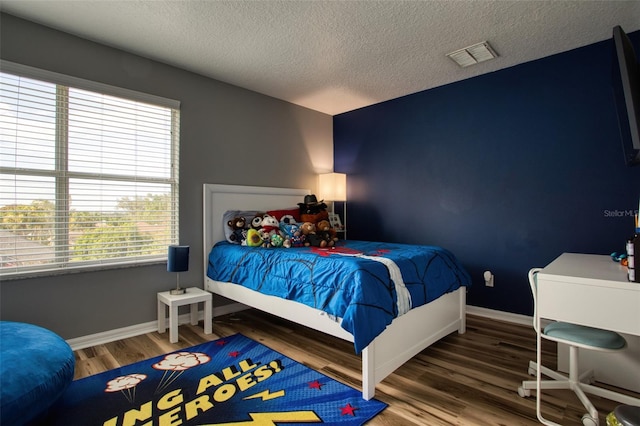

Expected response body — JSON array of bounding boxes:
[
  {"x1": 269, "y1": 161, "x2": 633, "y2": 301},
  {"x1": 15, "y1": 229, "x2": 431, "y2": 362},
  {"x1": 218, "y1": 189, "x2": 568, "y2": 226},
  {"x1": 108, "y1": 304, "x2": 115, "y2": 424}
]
[{"x1": 207, "y1": 240, "x2": 471, "y2": 353}]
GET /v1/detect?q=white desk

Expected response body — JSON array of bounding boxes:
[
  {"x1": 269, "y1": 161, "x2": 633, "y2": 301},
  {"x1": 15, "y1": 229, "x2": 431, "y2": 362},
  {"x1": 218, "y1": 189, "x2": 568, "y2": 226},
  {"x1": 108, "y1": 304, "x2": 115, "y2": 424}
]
[{"x1": 538, "y1": 253, "x2": 640, "y2": 392}]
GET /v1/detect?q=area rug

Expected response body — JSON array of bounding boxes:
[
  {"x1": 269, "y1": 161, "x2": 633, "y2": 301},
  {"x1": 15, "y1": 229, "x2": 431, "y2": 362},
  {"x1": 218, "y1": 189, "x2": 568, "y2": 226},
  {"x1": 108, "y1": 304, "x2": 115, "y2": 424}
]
[{"x1": 41, "y1": 333, "x2": 387, "y2": 425}]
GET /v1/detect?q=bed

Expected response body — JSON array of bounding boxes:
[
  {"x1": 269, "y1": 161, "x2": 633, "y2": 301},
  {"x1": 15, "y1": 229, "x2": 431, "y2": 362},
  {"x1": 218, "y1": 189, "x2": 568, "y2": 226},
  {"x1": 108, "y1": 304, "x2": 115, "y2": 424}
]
[{"x1": 202, "y1": 183, "x2": 470, "y2": 400}]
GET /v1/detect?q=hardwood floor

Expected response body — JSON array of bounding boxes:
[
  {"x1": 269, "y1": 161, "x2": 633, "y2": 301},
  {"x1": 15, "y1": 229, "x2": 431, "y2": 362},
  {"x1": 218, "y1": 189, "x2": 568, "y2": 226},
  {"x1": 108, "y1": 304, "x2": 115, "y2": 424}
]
[{"x1": 74, "y1": 311, "x2": 639, "y2": 425}]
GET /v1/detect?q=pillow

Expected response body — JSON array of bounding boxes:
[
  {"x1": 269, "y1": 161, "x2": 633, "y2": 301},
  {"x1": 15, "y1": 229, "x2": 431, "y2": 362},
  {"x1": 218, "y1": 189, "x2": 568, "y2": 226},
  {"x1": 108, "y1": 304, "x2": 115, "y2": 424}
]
[
  {"x1": 266, "y1": 207, "x2": 301, "y2": 224},
  {"x1": 222, "y1": 210, "x2": 259, "y2": 243}
]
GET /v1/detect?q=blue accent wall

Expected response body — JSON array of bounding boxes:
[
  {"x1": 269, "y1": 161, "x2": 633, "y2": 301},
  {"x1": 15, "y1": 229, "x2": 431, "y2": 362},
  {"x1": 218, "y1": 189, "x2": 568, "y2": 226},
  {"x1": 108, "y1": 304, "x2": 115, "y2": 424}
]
[{"x1": 334, "y1": 31, "x2": 640, "y2": 316}]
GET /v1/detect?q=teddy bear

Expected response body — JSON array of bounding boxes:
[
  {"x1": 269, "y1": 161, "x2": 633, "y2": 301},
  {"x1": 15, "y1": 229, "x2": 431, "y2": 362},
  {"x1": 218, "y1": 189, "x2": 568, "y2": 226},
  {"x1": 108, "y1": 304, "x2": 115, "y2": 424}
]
[
  {"x1": 300, "y1": 221, "x2": 333, "y2": 248},
  {"x1": 299, "y1": 221, "x2": 315, "y2": 237},
  {"x1": 227, "y1": 216, "x2": 247, "y2": 243},
  {"x1": 316, "y1": 219, "x2": 338, "y2": 244}
]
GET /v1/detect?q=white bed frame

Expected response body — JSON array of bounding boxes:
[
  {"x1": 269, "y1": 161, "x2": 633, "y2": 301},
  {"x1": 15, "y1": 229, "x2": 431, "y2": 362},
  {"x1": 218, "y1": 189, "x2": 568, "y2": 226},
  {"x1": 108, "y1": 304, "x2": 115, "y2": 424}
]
[{"x1": 202, "y1": 183, "x2": 466, "y2": 400}]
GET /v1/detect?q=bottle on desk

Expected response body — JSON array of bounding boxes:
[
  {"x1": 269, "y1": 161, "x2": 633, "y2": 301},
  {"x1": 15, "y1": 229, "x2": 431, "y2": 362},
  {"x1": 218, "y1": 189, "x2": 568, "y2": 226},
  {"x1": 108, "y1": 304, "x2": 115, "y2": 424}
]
[
  {"x1": 636, "y1": 230, "x2": 640, "y2": 283},
  {"x1": 628, "y1": 237, "x2": 636, "y2": 282},
  {"x1": 628, "y1": 225, "x2": 640, "y2": 283}
]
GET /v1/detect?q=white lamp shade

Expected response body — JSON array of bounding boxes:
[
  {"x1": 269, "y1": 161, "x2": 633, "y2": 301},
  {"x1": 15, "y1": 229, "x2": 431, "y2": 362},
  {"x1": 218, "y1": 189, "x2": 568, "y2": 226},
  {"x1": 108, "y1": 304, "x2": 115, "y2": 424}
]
[{"x1": 318, "y1": 173, "x2": 347, "y2": 201}]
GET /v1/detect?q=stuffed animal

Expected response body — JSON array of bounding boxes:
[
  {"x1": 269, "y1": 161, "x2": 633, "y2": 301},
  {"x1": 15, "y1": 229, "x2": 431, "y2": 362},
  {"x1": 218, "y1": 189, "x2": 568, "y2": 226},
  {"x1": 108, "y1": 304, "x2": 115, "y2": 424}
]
[
  {"x1": 270, "y1": 233, "x2": 284, "y2": 248},
  {"x1": 299, "y1": 222, "x2": 312, "y2": 247},
  {"x1": 260, "y1": 214, "x2": 280, "y2": 236},
  {"x1": 280, "y1": 222, "x2": 305, "y2": 248},
  {"x1": 300, "y1": 210, "x2": 329, "y2": 225},
  {"x1": 246, "y1": 228, "x2": 263, "y2": 247},
  {"x1": 300, "y1": 221, "x2": 332, "y2": 247},
  {"x1": 227, "y1": 216, "x2": 247, "y2": 243},
  {"x1": 279, "y1": 214, "x2": 297, "y2": 226},
  {"x1": 298, "y1": 194, "x2": 328, "y2": 216},
  {"x1": 316, "y1": 219, "x2": 338, "y2": 244},
  {"x1": 257, "y1": 229, "x2": 268, "y2": 246},
  {"x1": 259, "y1": 214, "x2": 286, "y2": 248},
  {"x1": 251, "y1": 213, "x2": 266, "y2": 230}
]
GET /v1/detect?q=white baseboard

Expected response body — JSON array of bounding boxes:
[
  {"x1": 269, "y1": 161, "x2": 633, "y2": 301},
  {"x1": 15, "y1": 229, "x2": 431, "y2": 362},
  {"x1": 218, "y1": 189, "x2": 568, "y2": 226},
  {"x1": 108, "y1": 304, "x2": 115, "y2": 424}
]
[
  {"x1": 67, "y1": 302, "x2": 247, "y2": 351},
  {"x1": 466, "y1": 305, "x2": 533, "y2": 327},
  {"x1": 67, "y1": 303, "x2": 532, "y2": 351}
]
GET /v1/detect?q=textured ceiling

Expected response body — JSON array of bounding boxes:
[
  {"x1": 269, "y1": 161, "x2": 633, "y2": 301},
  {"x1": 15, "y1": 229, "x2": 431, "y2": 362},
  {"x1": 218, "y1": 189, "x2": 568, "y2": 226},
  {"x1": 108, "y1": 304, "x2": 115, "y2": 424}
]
[{"x1": 1, "y1": 1, "x2": 639, "y2": 115}]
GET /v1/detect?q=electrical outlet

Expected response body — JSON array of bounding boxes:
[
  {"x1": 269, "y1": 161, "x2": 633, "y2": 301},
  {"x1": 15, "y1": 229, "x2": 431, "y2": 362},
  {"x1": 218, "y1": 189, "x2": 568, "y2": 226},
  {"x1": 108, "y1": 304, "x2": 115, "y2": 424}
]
[{"x1": 484, "y1": 271, "x2": 494, "y2": 287}]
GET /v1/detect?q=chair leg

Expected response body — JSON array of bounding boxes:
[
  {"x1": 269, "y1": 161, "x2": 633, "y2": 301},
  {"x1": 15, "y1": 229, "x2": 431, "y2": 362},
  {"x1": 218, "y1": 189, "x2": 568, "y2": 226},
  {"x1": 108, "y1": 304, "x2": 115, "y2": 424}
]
[
  {"x1": 519, "y1": 348, "x2": 600, "y2": 426},
  {"x1": 572, "y1": 383, "x2": 599, "y2": 423},
  {"x1": 529, "y1": 359, "x2": 574, "y2": 382},
  {"x1": 567, "y1": 346, "x2": 640, "y2": 409},
  {"x1": 519, "y1": 360, "x2": 573, "y2": 396},
  {"x1": 579, "y1": 383, "x2": 640, "y2": 407},
  {"x1": 520, "y1": 373, "x2": 571, "y2": 397},
  {"x1": 520, "y1": 346, "x2": 640, "y2": 426}
]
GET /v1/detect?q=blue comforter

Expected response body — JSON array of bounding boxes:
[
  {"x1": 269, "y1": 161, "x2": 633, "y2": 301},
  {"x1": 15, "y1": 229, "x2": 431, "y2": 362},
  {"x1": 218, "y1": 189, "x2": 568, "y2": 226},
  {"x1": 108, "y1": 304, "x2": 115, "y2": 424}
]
[{"x1": 207, "y1": 240, "x2": 471, "y2": 353}]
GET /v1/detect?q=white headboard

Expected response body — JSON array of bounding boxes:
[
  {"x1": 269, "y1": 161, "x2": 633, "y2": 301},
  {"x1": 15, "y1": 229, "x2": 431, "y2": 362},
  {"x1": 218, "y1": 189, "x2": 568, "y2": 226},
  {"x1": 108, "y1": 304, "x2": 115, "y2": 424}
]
[{"x1": 202, "y1": 184, "x2": 310, "y2": 275}]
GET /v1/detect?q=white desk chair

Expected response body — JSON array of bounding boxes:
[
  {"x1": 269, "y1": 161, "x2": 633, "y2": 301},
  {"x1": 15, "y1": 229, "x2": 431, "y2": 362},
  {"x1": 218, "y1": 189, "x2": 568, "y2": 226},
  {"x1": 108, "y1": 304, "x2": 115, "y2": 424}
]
[{"x1": 518, "y1": 268, "x2": 639, "y2": 426}]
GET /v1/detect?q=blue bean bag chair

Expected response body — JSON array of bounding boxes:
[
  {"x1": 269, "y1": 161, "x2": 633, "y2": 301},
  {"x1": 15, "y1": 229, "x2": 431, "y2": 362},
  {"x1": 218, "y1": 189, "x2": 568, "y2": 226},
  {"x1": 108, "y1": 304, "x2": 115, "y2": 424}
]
[{"x1": 1, "y1": 321, "x2": 75, "y2": 425}]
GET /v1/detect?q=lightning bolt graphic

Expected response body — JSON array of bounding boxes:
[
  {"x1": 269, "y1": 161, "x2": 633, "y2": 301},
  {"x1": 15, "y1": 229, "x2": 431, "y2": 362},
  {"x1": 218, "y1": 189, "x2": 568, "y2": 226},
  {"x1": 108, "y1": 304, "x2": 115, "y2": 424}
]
[
  {"x1": 243, "y1": 389, "x2": 285, "y2": 401},
  {"x1": 201, "y1": 411, "x2": 321, "y2": 425}
]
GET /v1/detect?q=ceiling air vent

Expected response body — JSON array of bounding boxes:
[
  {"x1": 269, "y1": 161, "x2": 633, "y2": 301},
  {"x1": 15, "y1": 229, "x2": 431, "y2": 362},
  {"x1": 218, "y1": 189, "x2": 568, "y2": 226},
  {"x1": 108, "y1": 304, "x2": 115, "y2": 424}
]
[{"x1": 446, "y1": 41, "x2": 498, "y2": 67}]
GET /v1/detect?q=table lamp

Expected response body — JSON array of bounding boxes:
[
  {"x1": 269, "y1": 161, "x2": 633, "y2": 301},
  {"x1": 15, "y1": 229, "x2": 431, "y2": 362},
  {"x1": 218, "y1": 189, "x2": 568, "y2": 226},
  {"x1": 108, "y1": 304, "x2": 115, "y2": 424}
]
[
  {"x1": 167, "y1": 245, "x2": 189, "y2": 295},
  {"x1": 318, "y1": 172, "x2": 347, "y2": 202},
  {"x1": 318, "y1": 172, "x2": 347, "y2": 236}
]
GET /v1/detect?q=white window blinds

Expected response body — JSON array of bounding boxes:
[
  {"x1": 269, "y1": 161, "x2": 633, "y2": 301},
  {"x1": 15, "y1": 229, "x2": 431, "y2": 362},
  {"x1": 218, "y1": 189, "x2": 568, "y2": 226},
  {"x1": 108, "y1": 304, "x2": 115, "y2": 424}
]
[{"x1": 0, "y1": 62, "x2": 181, "y2": 278}]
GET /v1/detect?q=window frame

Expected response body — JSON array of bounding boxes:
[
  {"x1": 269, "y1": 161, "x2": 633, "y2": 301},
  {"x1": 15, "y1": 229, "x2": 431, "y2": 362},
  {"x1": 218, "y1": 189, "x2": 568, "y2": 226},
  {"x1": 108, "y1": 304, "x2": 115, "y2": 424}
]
[{"x1": 0, "y1": 61, "x2": 181, "y2": 279}]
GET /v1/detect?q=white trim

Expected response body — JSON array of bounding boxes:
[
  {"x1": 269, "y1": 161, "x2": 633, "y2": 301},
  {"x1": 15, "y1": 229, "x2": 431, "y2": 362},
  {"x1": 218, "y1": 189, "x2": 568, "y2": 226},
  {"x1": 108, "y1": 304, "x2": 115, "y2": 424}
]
[
  {"x1": 466, "y1": 305, "x2": 532, "y2": 326},
  {"x1": 67, "y1": 302, "x2": 535, "y2": 352},
  {"x1": 466, "y1": 305, "x2": 555, "y2": 329},
  {"x1": 67, "y1": 321, "x2": 157, "y2": 351},
  {"x1": 66, "y1": 302, "x2": 247, "y2": 351}
]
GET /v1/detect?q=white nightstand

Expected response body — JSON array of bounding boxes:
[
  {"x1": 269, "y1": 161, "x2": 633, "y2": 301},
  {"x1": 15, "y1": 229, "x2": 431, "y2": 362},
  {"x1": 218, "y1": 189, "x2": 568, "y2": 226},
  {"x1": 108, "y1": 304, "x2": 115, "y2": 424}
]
[{"x1": 157, "y1": 287, "x2": 212, "y2": 343}]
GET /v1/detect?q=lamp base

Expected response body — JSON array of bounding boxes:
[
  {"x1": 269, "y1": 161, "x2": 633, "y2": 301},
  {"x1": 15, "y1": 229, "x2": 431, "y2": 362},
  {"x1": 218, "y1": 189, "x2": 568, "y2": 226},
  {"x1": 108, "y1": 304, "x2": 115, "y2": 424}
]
[{"x1": 170, "y1": 287, "x2": 186, "y2": 295}]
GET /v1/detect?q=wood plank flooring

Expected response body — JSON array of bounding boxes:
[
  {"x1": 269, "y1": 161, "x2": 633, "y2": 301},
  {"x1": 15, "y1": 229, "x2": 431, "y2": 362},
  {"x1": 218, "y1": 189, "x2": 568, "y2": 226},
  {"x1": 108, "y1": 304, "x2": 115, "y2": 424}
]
[{"x1": 74, "y1": 311, "x2": 639, "y2": 425}]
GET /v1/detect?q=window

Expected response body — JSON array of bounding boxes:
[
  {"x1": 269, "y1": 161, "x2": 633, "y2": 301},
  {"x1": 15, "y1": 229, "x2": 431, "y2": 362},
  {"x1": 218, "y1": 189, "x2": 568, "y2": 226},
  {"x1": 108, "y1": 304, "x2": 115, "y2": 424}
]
[{"x1": 0, "y1": 62, "x2": 181, "y2": 278}]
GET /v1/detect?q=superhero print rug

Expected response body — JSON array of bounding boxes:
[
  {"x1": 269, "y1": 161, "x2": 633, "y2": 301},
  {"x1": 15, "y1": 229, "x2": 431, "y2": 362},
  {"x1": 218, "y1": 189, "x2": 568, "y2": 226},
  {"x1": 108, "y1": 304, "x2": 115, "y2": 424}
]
[{"x1": 39, "y1": 333, "x2": 387, "y2": 425}]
